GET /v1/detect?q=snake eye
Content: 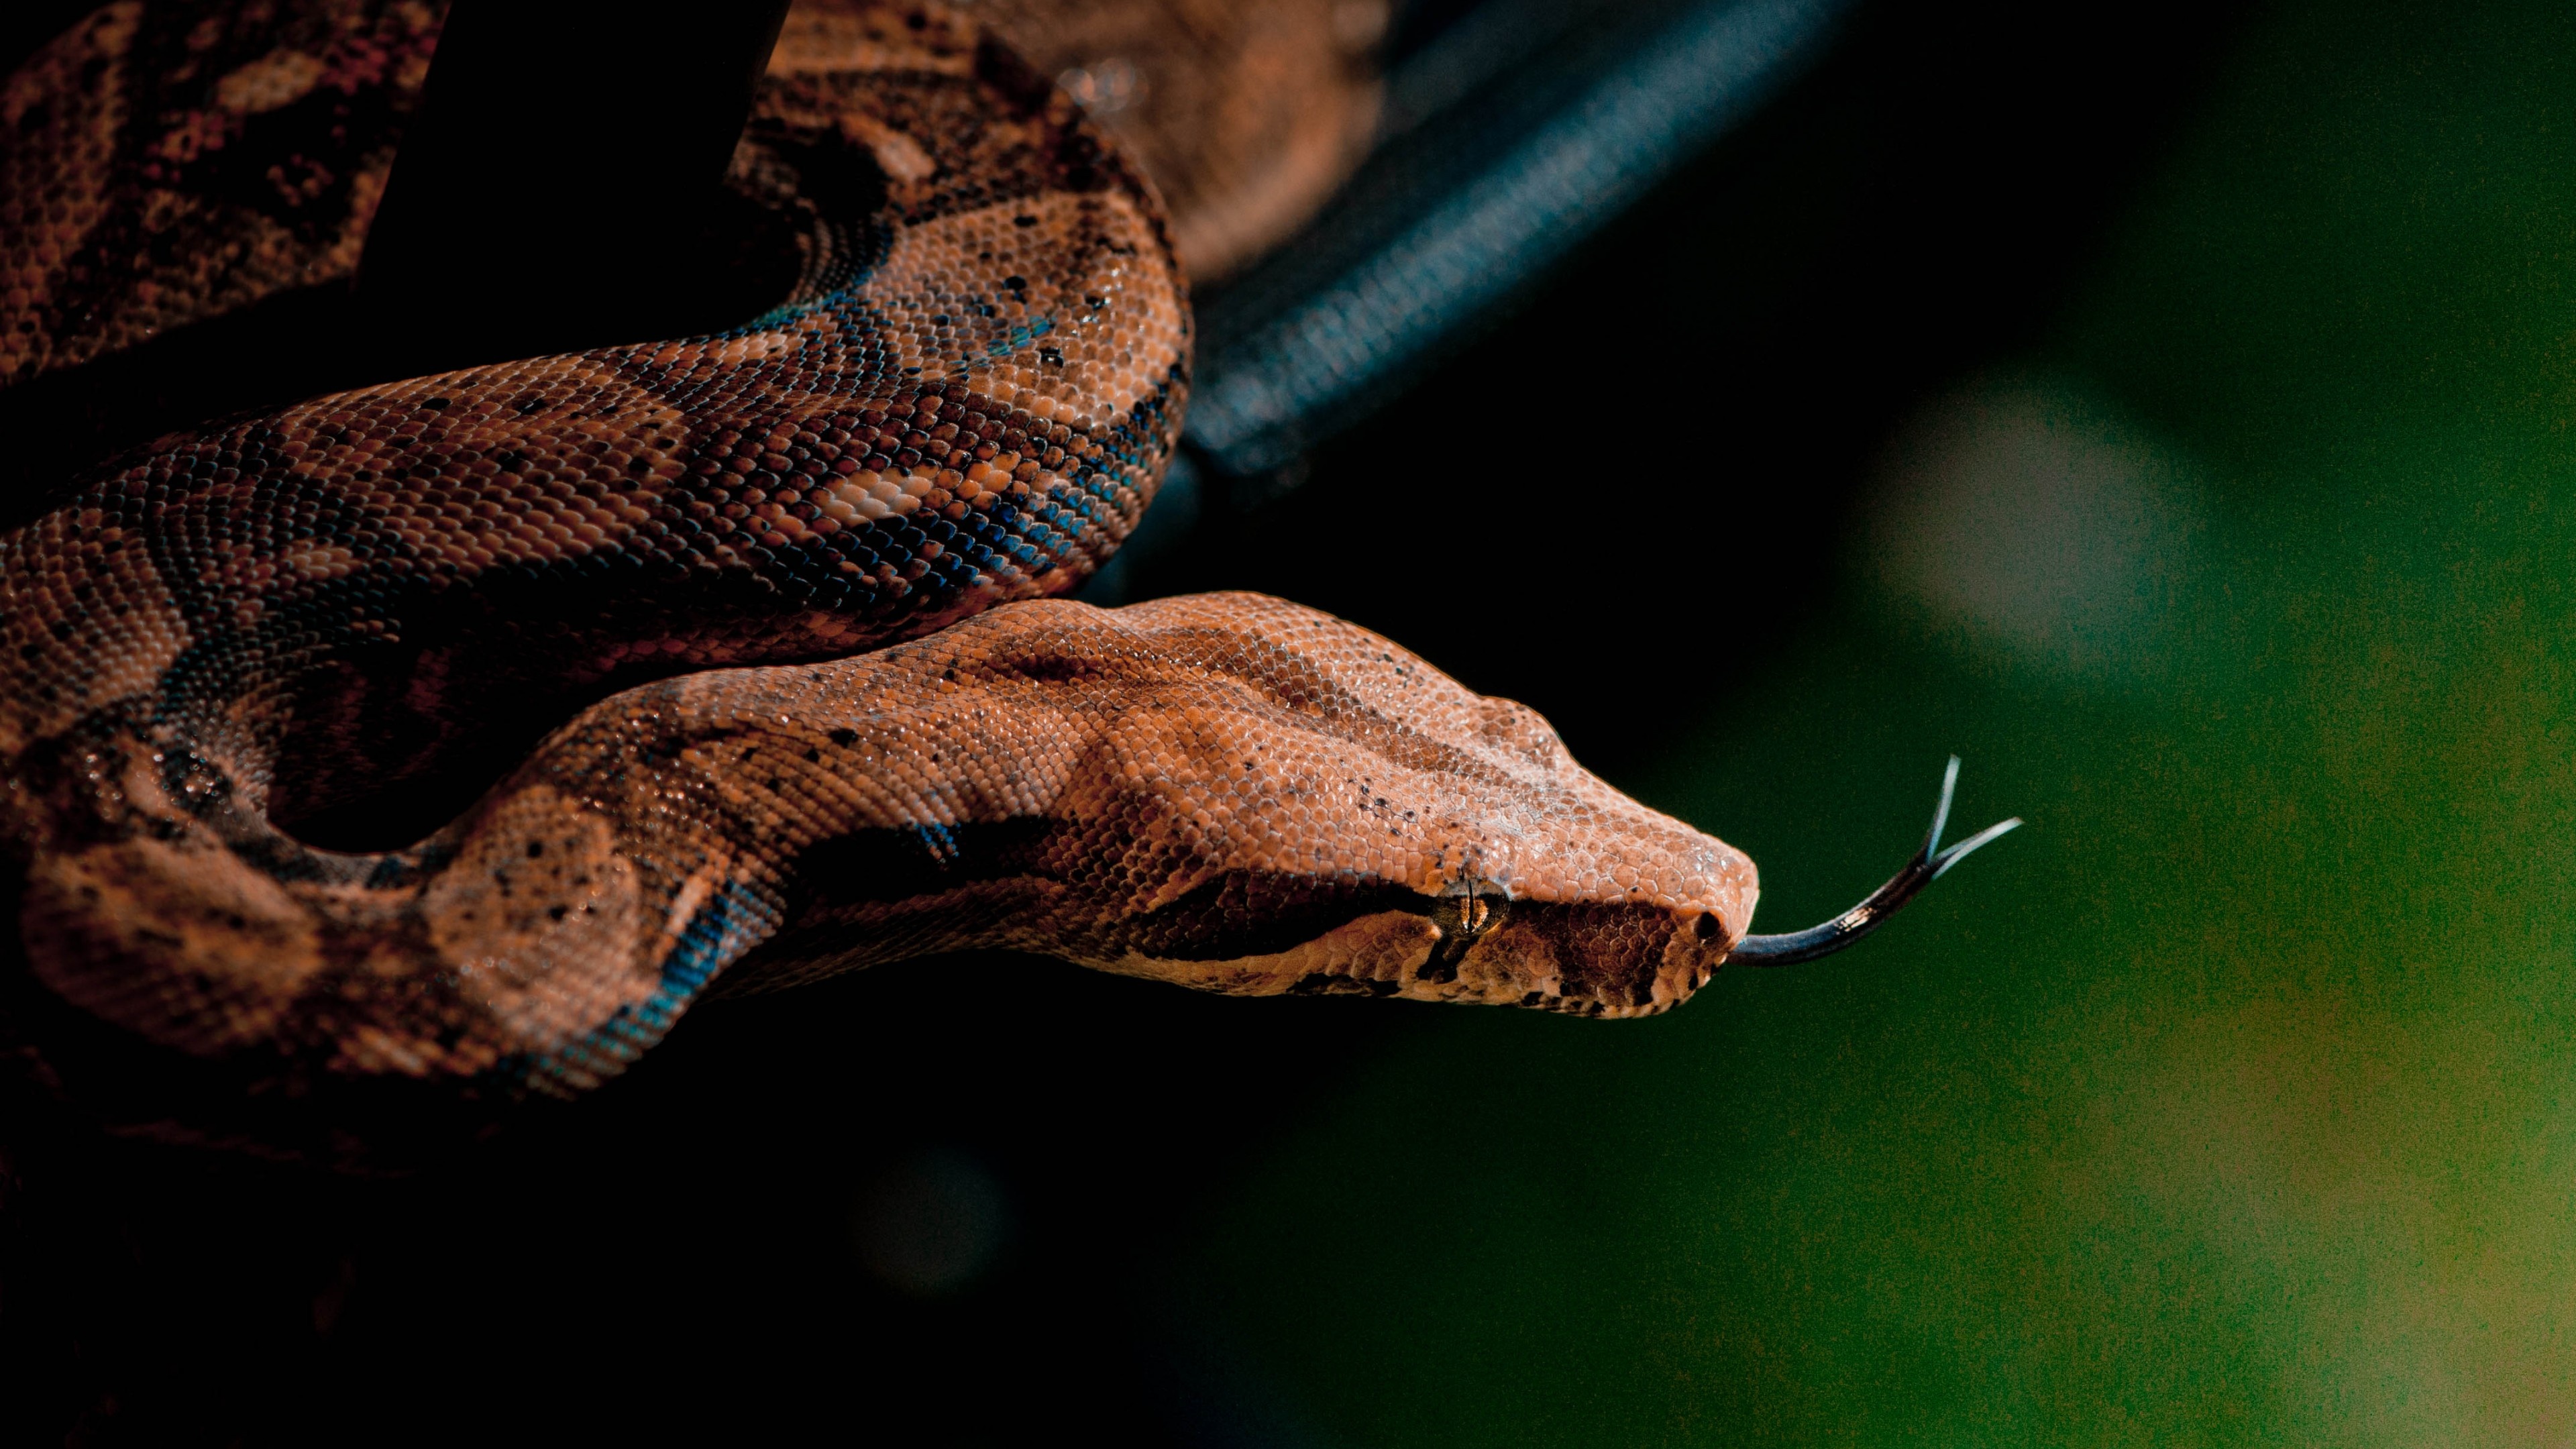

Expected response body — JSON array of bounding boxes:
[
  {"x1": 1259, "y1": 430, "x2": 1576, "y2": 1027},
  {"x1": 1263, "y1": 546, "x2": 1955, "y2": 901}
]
[
  {"x1": 1432, "y1": 890, "x2": 1503, "y2": 945},
  {"x1": 1419, "y1": 888, "x2": 1509, "y2": 984}
]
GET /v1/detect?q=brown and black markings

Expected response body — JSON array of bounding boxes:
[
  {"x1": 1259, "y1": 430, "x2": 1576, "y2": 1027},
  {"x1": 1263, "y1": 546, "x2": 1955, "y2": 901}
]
[{"x1": 0, "y1": 1, "x2": 2010, "y2": 1159}]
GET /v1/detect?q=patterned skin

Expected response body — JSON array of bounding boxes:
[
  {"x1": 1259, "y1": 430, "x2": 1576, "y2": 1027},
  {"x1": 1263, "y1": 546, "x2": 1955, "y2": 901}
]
[
  {"x1": 0, "y1": 0, "x2": 1756, "y2": 1118},
  {"x1": 969, "y1": 0, "x2": 1385, "y2": 280}
]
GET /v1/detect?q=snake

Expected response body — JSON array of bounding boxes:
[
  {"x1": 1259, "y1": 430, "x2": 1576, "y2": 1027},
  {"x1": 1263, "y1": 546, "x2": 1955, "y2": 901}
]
[{"x1": 0, "y1": 0, "x2": 2012, "y2": 1141}]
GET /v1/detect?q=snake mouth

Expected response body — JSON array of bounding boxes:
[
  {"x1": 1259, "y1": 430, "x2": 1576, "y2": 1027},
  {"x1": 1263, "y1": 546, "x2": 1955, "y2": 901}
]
[
  {"x1": 1426, "y1": 896, "x2": 1731, "y2": 1016},
  {"x1": 1079, "y1": 866, "x2": 1723, "y2": 1015},
  {"x1": 1094, "y1": 890, "x2": 1727, "y2": 1019}
]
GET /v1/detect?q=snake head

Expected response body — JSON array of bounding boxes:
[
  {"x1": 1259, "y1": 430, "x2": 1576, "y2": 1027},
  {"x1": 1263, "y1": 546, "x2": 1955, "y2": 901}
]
[{"x1": 997, "y1": 594, "x2": 1766, "y2": 1016}]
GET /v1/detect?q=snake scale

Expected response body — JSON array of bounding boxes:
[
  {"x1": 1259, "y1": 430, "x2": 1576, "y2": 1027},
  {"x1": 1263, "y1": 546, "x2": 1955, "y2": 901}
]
[{"x1": 0, "y1": 0, "x2": 2008, "y2": 1139}]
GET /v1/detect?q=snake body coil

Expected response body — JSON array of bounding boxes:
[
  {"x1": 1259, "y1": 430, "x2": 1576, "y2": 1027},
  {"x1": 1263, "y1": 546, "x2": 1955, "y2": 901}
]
[{"x1": 0, "y1": 0, "x2": 1960, "y2": 1132}]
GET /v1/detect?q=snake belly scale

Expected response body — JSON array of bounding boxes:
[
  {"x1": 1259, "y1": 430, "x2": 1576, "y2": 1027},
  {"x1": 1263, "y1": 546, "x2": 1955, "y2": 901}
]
[{"x1": 0, "y1": 0, "x2": 1861, "y2": 1127}]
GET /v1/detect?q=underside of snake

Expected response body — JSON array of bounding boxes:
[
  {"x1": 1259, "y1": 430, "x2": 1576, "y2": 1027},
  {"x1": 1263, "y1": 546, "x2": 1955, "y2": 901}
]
[{"x1": 0, "y1": 0, "x2": 2010, "y2": 1124}]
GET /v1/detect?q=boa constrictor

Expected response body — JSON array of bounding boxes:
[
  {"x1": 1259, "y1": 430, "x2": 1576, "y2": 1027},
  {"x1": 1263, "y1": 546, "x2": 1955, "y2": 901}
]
[{"x1": 0, "y1": 0, "x2": 2008, "y2": 1131}]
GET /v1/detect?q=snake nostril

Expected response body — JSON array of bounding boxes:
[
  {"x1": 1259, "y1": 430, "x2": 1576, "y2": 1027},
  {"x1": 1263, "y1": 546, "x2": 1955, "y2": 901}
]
[{"x1": 1693, "y1": 912, "x2": 1723, "y2": 943}]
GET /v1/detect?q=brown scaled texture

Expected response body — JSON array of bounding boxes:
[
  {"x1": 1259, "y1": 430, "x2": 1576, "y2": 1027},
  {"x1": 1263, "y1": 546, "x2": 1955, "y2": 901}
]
[
  {"x1": 19, "y1": 595, "x2": 1756, "y2": 1099},
  {"x1": 0, "y1": 0, "x2": 1191, "y2": 1099},
  {"x1": 0, "y1": 0, "x2": 1761, "y2": 1119},
  {"x1": 973, "y1": 0, "x2": 1385, "y2": 279}
]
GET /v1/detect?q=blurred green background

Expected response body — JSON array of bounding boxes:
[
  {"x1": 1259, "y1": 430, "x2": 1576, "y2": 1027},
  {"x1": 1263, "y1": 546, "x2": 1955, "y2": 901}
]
[{"x1": 1185, "y1": 1, "x2": 2576, "y2": 1443}]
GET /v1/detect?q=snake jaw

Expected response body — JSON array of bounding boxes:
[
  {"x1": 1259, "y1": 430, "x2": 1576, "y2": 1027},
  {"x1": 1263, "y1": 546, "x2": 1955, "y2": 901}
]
[
  {"x1": 1103, "y1": 894, "x2": 1735, "y2": 1020},
  {"x1": 1414, "y1": 896, "x2": 1740, "y2": 1018}
]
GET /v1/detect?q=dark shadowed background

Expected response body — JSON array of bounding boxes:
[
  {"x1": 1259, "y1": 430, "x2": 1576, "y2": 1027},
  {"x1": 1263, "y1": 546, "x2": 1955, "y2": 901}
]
[{"x1": 17, "y1": 0, "x2": 2576, "y2": 1442}]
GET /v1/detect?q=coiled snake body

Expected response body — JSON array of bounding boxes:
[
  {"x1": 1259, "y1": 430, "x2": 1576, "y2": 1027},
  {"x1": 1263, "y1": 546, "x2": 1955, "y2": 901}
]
[{"x1": 0, "y1": 0, "x2": 1996, "y2": 1132}]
